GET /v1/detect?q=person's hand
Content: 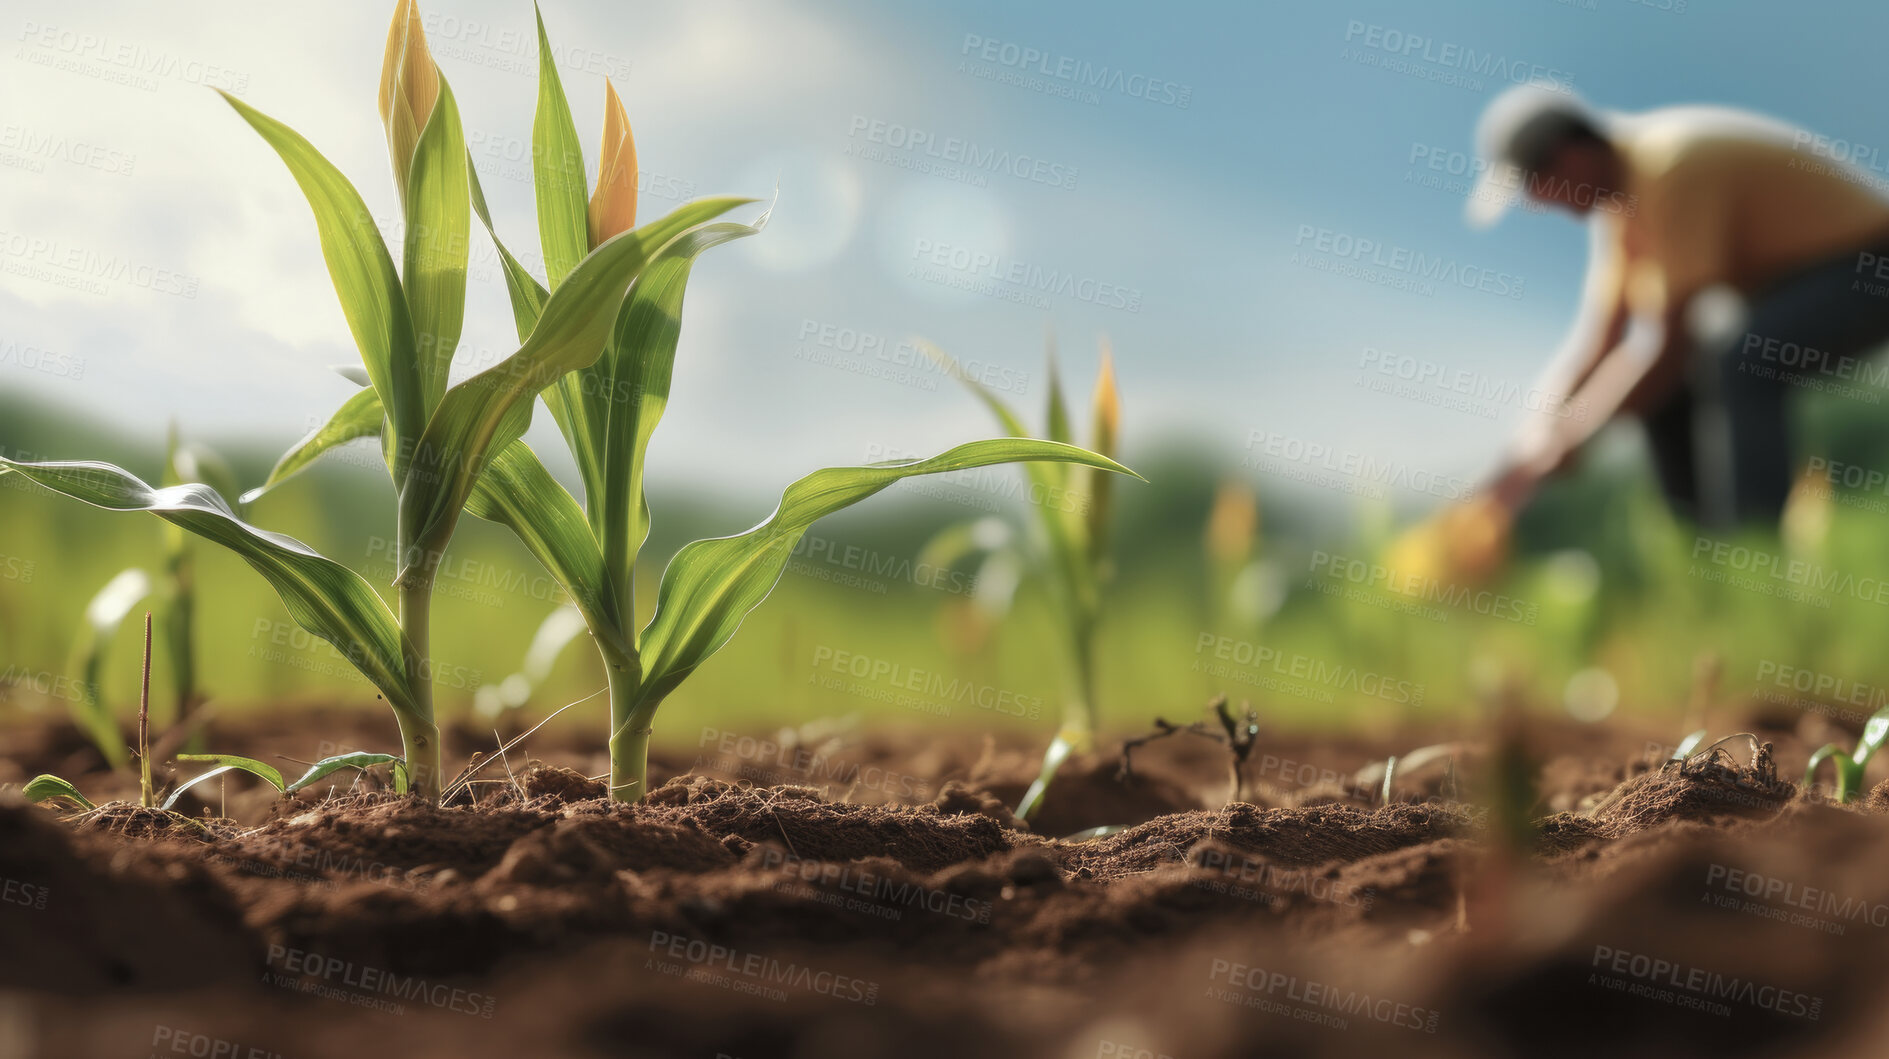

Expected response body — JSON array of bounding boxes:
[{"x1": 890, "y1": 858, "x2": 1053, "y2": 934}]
[
  {"x1": 1488, "y1": 459, "x2": 1545, "y2": 513},
  {"x1": 1383, "y1": 495, "x2": 1513, "y2": 588},
  {"x1": 1486, "y1": 433, "x2": 1576, "y2": 513}
]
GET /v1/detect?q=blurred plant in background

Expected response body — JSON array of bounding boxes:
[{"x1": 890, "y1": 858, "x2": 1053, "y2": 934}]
[
  {"x1": 69, "y1": 430, "x2": 243, "y2": 765},
  {"x1": 924, "y1": 334, "x2": 1121, "y2": 820}
]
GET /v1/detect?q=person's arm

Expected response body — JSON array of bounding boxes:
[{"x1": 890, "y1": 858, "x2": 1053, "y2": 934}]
[
  {"x1": 1489, "y1": 293, "x2": 1692, "y2": 509},
  {"x1": 1529, "y1": 223, "x2": 1632, "y2": 405},
  {"x1": 1490, "y1": 154, "x2": 1727, "y2": 511},
  {"x1": 1515, "y1": 232, "x2": 1628, "y2": 451}
]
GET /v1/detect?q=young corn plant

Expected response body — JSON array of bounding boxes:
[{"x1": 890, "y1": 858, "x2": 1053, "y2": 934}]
[
  {"x1": 1804, "y1": 706, "x2": 1889, "y2": 802},
  {"x1": 69, "y1": 431, "x2": 241, "y2": 765},
  {"x1": 922, "y1": 338, "x2": 1122, "y2": 821},
  {"x1": 438, "y1": 23, "x2": 1136, "y2": 802},
  {"x1": 3, "y1": 1, "x2": 749, "y2": 801}
]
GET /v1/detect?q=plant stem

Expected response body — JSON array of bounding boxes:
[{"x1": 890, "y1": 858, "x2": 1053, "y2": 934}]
[
  {"x1": 398, "y1": 572, "x2": 442, "y2": 802},
  {"x1": 1016, "y1": 730, "x2": 1076, "y2": 822},
  {"x1": 138, "y1": 611, "x2": 154, "y2": 809},
  {"x1": 601, "y1": 497, "x2": 644, "y2": 801},
  {"x1": 1018, "y1": 621, "x2": 1098, "y2": 821},
  {"x1": 605, "y1": 662, "x2": 650, "y2": 802}
]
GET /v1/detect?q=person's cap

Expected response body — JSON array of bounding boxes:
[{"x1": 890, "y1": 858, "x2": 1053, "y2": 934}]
[{"x1": 1467, "y1": 84, "x2": 1603, "y2": 229}]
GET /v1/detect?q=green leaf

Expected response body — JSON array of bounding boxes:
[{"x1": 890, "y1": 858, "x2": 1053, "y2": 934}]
[
  {"x1": 531, "y1": 4, "x2": 588, "y2": 289},
  {"x1": 0, "y1": 458, "x2": 424, "y2": 727},
  {"x1": 630, "y1": 439, "x2": 1139, "y2": 730},
  {"x1": 926, "y1": 342, "x2": 1034, "y2": 438},
  {"x1": 218, "y1": 90, "x2": 424, "y2": 480},
  {"x1": 1805, "y1": 743, "x2": 1847, "y2": 793},
  {"x1": 464, "y1": 441, "x2": 627, "y2": 658},
  {"x1": 469, "y1": 157, "x2": 604, "y2": 516},
  {"x1": 403, "y1": 75, "x2": 470, "y2": 413},
  {"x1": 285, "y1": 751, "x2": 401, "y2": 793},
  {"x1": 397, "y1": 197, "x2": 751, "y2": 580},
  {"x1": 931, "y1": 345, "x2": 1095, "y2": 616},
  {"x1": 1044, "y1": 343, "x2": 1073, "y2": 448},
  {"x1": 174, "y1": 754, "x2": 285, "y2": 791},
  {"x1": 244, "y1": 387, "x2": 388, "y2": 504},
  {"x1": 162, "y1": 755, "x2": 287, "y2": 811},
  {"x1": 468, "y1": 159, "x2": 550, "y2": 341},
  {"x1": 68, "y1": 568, "x2": 150, "y2": 769},
  {"x1": 23, "y1": 774, "x2": 95, "y2": 810},
  {"x1": 1854, "y1": 707, "x2": 1889, "y2": 770},
  {"x1": 598, "y1": 208, "x2": 770, "y2": 634}
]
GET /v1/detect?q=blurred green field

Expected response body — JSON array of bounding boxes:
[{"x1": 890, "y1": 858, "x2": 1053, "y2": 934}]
[{"x1": 6, "y1": 385, "x2": 1889, "y2": 757}]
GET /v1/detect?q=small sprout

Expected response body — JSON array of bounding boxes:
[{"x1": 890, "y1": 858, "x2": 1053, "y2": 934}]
[
  {"x1": 286, "y1": 751, "x2": 405, "y2": 793},
  {"x1": 1804, "y1": 707, "x2": 1889, "y2": 802},
  {"x1": 23, "y1": 775, "x2": 96, "y2": 811},
  {"x1": 137, "y1": 612, "x2": 154, "y2": 809},
  {"x1": 926, "y1": 335, "x2": 1131, "y2": 820},
  {"x1": 162, "y1": 755, "x2": 286, "y2": 812}
]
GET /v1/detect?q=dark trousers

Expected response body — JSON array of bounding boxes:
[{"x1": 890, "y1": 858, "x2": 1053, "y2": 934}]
[{"x1": 1643, "y1": 241, "x2": 1889, "y2": 528}]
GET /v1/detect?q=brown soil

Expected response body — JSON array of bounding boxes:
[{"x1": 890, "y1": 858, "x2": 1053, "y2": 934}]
[{"x1": 2, "y1": 702, "x2": 1889, "y2": 1058}]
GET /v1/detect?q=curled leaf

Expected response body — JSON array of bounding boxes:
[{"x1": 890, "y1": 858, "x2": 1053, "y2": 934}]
[{"x1": 588, "y1": 80, "x2": 639, "y2": 250}]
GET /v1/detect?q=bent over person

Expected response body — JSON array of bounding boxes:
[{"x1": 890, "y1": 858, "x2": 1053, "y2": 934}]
[{"x1": 1471, "y1": 84, "x2": 1889, "y2": 529}]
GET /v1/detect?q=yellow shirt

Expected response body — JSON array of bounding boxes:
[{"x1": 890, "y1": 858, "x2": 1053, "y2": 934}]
[{"x1": 1597, "y1": 106, "x2": 1889, "y2": 317}]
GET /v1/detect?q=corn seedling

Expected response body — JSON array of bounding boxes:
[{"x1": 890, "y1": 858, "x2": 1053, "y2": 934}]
[
  {"x1": 0, "y1": 2, "x2": 802, "y2": 801},
  {"x1": 923, "y1": 337, "x2": 1122, "y2": 820},
  {"x1": 176, "y1": 6, "x2": 1138, "y2": 803},
  {"x1": 1804, "y1": 706, "x2": 1889, "y2": 802},
  {"x1": 162, "y1": 751, "x2": 407, "y2": 812},
  {"x1": 1357, "y1": 742, "x2": 1461, "y2": 806}
]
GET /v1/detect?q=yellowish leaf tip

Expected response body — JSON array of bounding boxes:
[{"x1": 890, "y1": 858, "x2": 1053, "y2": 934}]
[
  {"x1": 587, "y1": 79, "x2": 640, "y2": 249},
  {"x1": 378, "y1": 0, "x2": 439, "y2": 202},
  {"x1": 1091, "y1": 340, "x2": 1120, "y2": 457}
]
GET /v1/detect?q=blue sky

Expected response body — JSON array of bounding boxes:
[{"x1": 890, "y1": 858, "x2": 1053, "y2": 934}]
[{"x1": 4, "y1": 0, "x2": 1887, "y2": 517}]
